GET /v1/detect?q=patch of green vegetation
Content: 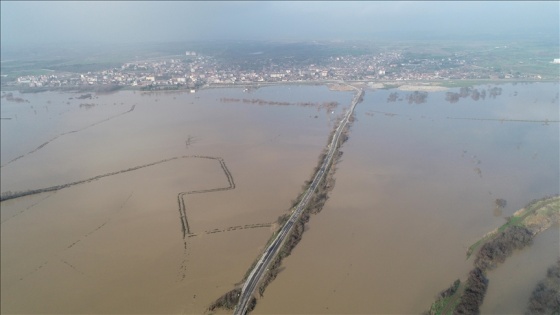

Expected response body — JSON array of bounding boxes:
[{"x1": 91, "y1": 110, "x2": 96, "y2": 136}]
[
  {"x1": 427, "y1": 280, "x2": 462, "y2": 315},
  {"x1": 428, "y1": 195, "x2": 558, "y2": 315},
  {"x1": 0, "y1": 58, "x2": 122, "y2": 82},
  {"x1": 207, "y1": 288, "x2": 242, "y2": 312},
  {"x1": 1, "y1": 69, "x2": 55, "y2": 79},
  {"x1": 472, "y1": 42, "x2": 559, "y2": 78},
  {"x1": 0, "y1": 41, "x2": 196, "y2": 81},
  {"x1": 429, "y1": 296, "x2": 457, "y2": 315},
  {"x1": 466, "y1": 196, "x2": 560, "y2": 259},
  {"x1": 438, "y1": 80, "x2": 494, "y2": 88},
  {"x1": 381, "y1": 83, "x2": 400, "y2": 90}
]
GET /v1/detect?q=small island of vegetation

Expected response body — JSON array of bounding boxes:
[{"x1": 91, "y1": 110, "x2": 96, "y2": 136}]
[{"x1": 426, "y1": 195, "x2": 559, "y2": 315}]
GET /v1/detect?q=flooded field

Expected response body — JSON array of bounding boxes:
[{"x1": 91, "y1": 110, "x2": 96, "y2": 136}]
[
  {"x1": 254, "y1": 83, "x2": 559, "y2": 314},
  {"x1": 0, "y1": 85, "x2": 353, "y2": 314},
  {"x1": 1, "y1": 83, "x2": 558, "y2": 314}
]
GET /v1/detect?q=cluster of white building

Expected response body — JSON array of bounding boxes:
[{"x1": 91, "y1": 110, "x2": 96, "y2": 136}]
[{"x1": 8, "y1": 50, "x2": 556, "y2": 91}]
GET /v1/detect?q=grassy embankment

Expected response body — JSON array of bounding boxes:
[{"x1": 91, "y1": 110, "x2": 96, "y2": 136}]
[
  {"x1": 466, "y1": 196, "x2": 560, "y2": 259},
  {"x1": 427, "y1": 195, "x2": 560, "y2": 315}
]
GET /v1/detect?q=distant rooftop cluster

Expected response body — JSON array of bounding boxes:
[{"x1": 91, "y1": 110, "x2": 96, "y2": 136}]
[{"x1": 4, "y1": 49, "x2": 556, "y2": 91}]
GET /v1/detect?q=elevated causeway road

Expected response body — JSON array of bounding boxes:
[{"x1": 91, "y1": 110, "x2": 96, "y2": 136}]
[{"x1": 234, "y1": 85, "x2": 363, "y2": 315}]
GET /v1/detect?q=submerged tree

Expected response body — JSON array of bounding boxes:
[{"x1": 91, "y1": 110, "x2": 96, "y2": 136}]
[
  {"x1": 495, "y1": 198, "x2": 507, "y2": 209},
  {"x1": 526, "y1": 259, "x2": 560, "y2": 315}
]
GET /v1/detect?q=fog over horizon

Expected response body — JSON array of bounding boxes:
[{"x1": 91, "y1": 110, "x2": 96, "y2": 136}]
[{"x1": 1, "y1": 1, "x2": 558, "y2": 47}]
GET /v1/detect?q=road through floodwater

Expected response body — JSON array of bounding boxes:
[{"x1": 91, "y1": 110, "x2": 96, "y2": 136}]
[
  {"x1": 253, "y1": 82, "x2": 559, "y2": 314},
  {"x1": 0, "y1": 85, "x2": 353, "y2": 314},
  {"x1": 234, "y1": 86, "x2": 363, "y2": 315}
]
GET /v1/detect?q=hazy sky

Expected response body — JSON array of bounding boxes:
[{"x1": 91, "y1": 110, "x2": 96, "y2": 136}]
[{"x1": 1, "y1": 1, "x2": 558, "y2": 45}]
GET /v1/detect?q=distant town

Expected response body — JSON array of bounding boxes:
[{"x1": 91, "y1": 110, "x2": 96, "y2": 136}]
[{"x1": 4, "y1": 48, "x2": 559, "y2": 92}]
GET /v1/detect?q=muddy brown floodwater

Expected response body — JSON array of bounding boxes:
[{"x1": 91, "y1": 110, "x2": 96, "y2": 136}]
[
  {"x1": 254, "y1": 83, "x2": 559, "y2": 314},
  {"x1": 1, "y1": 83, "x2": 558, "y2": 314},
  {"x1": 0, "y1": 86, "x2": 353, "y2": 314}
]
